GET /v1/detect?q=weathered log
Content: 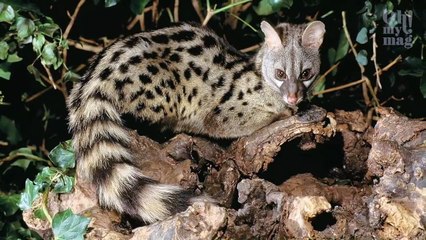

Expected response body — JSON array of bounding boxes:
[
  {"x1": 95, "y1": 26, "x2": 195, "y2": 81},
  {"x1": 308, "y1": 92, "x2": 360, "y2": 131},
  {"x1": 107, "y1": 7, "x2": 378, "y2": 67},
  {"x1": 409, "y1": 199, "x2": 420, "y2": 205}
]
[{"x1": 22, "y1": 107, "x2": 425, "y2": 239}]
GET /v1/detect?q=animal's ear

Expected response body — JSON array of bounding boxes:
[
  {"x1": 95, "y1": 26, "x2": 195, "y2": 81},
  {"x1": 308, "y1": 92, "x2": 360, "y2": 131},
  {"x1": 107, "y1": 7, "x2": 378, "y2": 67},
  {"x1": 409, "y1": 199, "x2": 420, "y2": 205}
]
[
  {"x1": 301, "y1": 21, "x2": 325, "y2": 50},
  {"x1": 260, "y1": 21, "x2": 282, "y2": 48}
]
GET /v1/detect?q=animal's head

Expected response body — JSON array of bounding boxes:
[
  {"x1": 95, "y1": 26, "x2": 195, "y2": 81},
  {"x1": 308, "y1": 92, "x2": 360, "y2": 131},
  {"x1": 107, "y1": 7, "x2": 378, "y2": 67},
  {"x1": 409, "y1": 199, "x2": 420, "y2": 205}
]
[{"x1": 258, "y1": 21, "x2": 325, "y2": 106}]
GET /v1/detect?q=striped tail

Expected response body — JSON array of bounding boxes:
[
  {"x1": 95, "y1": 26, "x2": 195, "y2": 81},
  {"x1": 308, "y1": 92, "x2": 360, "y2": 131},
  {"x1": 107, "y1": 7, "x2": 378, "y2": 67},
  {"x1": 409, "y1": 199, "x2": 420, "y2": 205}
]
[{"x1": 67, "y1": 82, "x2": 200, "y2": 223}]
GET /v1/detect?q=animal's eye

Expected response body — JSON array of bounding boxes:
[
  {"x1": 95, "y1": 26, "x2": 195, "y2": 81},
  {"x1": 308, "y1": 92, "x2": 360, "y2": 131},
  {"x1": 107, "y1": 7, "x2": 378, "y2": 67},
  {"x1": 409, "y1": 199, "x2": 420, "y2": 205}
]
[
  {"x1": 275, "y1": 69, "x2": 286, "y2": 81},
  {"x1": 299, "y1": 69, "x2": 312, "y2": 81}
]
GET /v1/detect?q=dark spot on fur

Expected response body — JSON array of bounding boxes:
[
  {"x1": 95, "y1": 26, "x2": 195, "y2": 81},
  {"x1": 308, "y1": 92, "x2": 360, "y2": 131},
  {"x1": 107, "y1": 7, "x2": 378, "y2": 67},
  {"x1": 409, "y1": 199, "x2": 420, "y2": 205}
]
[
  {"x1": 222, "y1": 117, "x2": 228, "y2": 123},
  {"x1": 211, "y1": 76, "x2": 225, "y2": 90},
  {"x1": 189, "y1": 62, "x2": 202, "y2": 76},
  {"x1": 129, "y1": 55, "x2": 142, "y2": 65},
  {"x1": 172, "y1": 70, "x2": 180, "y2": 84},
  {"x1": 154, "y1": 86, "x2": 163, "y2": 95},
  {"x1": 151, "y1": 105, "x2": 164, "y2": 113},
  {"x1": 169, "y1": 53, "x2": 181, "y2": 62},
  {"x1": 184, "y1": 68, "x2": 191, "y2": 80},
  {"x1": 151, "y1": 34, "x2": 169, "y2": 44},
  {"x1": 213, "y1": 106, "x2": 221, "y2": 115},
  {"x1": 119, "y1": 64, "x2": 129, "y2": 73},
  {"x1": 166, "y1": 79, "x2": 175, "y2": 89},
  {"x1": 254, "y1": 82, "x2": 263, "y2": 91},
  {"x1": 170, "y1": 30, "x2": 196, "y2": 42},
  {"x1": 111, "y1": 50, "x2": 124, "y2": 62},
  {"x1": 187, "y1": 45, "x2": 203, "y2": 56},
  {"x1": 115, "y1": 77, "x2": 133, "y2": 91},
  {"x1": 242, "y1": 101, "x2": 248, "y2": 106},
  {"x1": 161, "y1": 48, "x2": 171, "y2": 58},
  {"x1": 229, "y1": 106, "x2": 235, "y2": 111},
  {"x1": 220, "y1": 84, "x2": 235, "y2": 104},
  {"x1": 139, "y1": 74, "x2": 152, "y2": 84},
  {"x1": 237, "y1": 91, "x2": 244, "y2": 100},
  {"x1": 147, "y1": 65, "x2": 159, "y2": 75},
  {"x1": 202, "y1": 35, "x2": 217, "y2": 48},
  {"x1": 202, "y1": 69, "x2": 210, "y2": 82},
  {"x1": 143, "y1": 51, "x2": 158, "y2": 59},
  {"x1": 124, "y1": 36, "x2": 140, "y2": 48},
  {"x1": 99, "y1": 67, "x2": 112, "y2": 80},
  {"x1": 145, "y1": 90, "x2": 155, "y2": 99},
  {"x1": 159, "y1": 62, "x2": 169, "y2": 70},
  {"x1": 131, "y1": 88, "x2": 145, "y2": 102},
  {"x1": 237, "y1": 112, "x2": 243, "y2": 118},
  {"x1": 213, "y1": 53, "x2": 225, "y2": 65}
]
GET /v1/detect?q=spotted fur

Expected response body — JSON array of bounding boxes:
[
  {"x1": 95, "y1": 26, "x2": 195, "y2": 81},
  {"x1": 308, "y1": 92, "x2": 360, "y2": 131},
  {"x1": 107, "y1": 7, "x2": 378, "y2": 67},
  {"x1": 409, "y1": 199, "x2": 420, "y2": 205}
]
[{"x1": 67, "y1": 21, "x2": 325, "y2": 223}]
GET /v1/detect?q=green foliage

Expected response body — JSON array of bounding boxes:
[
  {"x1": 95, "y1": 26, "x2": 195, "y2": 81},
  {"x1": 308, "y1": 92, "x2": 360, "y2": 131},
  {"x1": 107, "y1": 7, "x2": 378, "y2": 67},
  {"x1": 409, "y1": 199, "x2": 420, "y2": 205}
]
[
  {"x1": 17, "y1": 179, "x2": 40, "y2": 211},
  {"x1": 49, "y1": 140, "x2": 75, "y2": 170},
  {"x1": 52, "y1": 209, "x2": 90, "y2": 240},
  {"x1": 0, "y1": 3, "x2": 64, "y2": 80},
  {"x1": 18, "y1": 141, "x2": 76, "y2": 211},
  {"x1": 254, "y1": 0, "x2": 293, "y2": 15}
]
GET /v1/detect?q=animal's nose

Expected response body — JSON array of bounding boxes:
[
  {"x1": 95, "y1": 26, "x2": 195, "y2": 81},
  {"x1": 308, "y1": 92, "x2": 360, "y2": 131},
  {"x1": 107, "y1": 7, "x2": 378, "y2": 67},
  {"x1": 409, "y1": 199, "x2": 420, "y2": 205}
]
[{"x1": 287, "y1": 94, "x2": 298, "y2": 105}]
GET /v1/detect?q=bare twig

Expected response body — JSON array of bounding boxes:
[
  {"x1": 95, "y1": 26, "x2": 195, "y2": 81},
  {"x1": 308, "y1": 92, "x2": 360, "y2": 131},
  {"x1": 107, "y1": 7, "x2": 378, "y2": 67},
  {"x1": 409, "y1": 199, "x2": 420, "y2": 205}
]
[
  {"x1": 174, "y1": 0, "x2": 180, "y2": 22},
  {"x1": 192, "y1": 0, "x2": 204, "y2": 22},
  {"x1": 313, "y1": 78, "x2": 365, "y2": 96},
  {"x1": 42, "y1": 64, "x2": 57, "y2": 90},
  {"x1": 127, "y1": 6, "x2": 152, "y2": 31},
  {"x1": 240, "y1": 44, "x2": 260, "y2": 53},
  {"x1": 342, "y1": 11, "x2": 379, "y2": 107},
  {"x1": 68, "y1": 39, "x2": 103, "y2": 53},
  {"x1": 374, "y1": 55, "x2": 402, "y2": 76},
  {"x1": 63, "y1": 0, "x2": 86, "y2": 39},
  {"x1": 152, "y1": 0, "x2": 159, "y2": 24},
  {"x1": 371, "y1": 32, "x2": 382, "y2": 89}
]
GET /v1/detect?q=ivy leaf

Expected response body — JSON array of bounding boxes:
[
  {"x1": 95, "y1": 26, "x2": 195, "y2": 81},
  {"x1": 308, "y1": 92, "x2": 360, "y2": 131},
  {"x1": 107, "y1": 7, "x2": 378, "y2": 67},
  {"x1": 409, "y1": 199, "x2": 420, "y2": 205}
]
[
  {"x1": 0, "y1": 63, "x2": 11, "y2": 80},
  {"x1": 32, "y1": 34, "x2": 45, "y2": 55},
  {"x1": 41, "y1": 42, "x2": 60, "y2": 68},
  {"x1": 15, "y1": 16, "x2": 36, "y2": 41},
  {"x1": 0, "y1": 41, "x2": 9, "y2": 60},
  {"x1": 356, "y1": 49, "x2": 368, "y2": 66},
  {"x1": 104, "y1": 0, "x2": 120, "y2": 8},
  {"x1": 52, "y1": 209, "x2": 90, "y2": 240},
  {"x1": 53, "y1": 175, "x2": 74, "y2": 193},
  {"x1": 38, "y1": 22, "x2": 59, "y2": 37},
  {"x1": 130, "y1": 0, "x2": 150, "y2": 15},
  {"x1": 7, "y1": 53, "x2": 22, "y2": 63},
  {"x1": 49, "y1": 140, "x2": 75, "y2": 170},
  {"x1": 0, "y1": 194, "x2": 20, "y2": 216},
  {"x1": 18, "y1": 179, "x2": 40, "y2": 211},
  {"x1": 335, "y1": 31, "x2": 349, "y2": 62},
  {"x1": 64, "y1": 70, "x2": 81, "y2": 83},
  {"x1": 0, "y1": 115, "x2": 22, "y2": 144},
  {"x1": 27, "y1": 65, "x2": 45, "y2": 86},
  {"x1": 398, "y1": 57, "x2": 425, "y2": 77},
  {"x1": 0, "y1": 4, "x2": 15, "y2": 23},
  {"x1": 2, "y1": 159, "x2": 31, "y2": 174},
  {"x1": 254, "y1": 0, "x2": 293, "y2": 16},
  {"x1": 34, "y1": 167, "x2": 57, "y2": 190},
  {"x1": 356, "y1": 27, "x2": 368, "y2": 44}
]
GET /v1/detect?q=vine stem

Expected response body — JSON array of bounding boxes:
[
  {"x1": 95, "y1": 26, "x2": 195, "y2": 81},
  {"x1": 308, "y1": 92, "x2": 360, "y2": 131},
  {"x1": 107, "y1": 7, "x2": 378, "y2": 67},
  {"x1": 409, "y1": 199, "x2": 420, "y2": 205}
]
[
  {"x1": 341, "y1": 11, "x2": 379, "y2": 107},
  {"x1": 42, "y1": 190, "x2": 53, "y2": 225}
]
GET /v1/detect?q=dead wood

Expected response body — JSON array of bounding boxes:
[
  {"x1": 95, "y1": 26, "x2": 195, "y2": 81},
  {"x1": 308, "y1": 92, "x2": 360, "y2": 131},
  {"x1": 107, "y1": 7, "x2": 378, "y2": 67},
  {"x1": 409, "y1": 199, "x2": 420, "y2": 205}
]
[{"x1": 23, "y1": 106, "x2": 426, "y2": 239}]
